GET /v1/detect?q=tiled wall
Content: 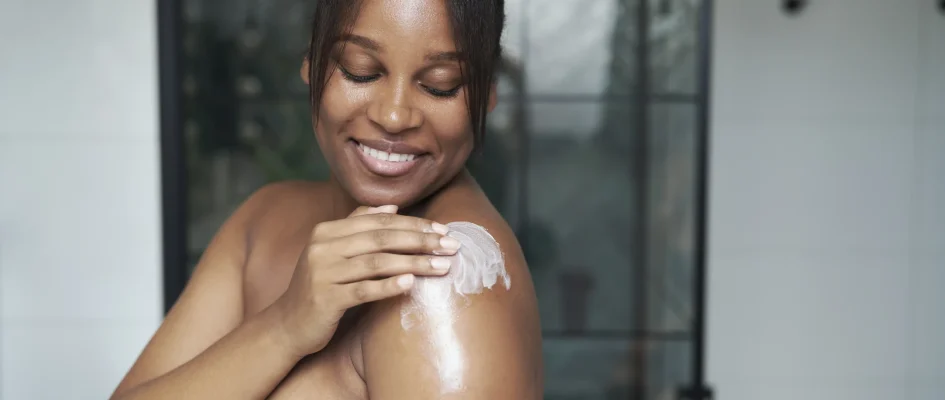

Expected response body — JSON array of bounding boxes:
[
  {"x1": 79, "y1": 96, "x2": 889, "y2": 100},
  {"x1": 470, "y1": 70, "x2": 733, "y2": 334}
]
[
  {"x1": 0, "y1": 1, "x2": 162, "y2": 398},
  {"x1": 707, "y1": 0, "x2": 945, "y2": 399}
]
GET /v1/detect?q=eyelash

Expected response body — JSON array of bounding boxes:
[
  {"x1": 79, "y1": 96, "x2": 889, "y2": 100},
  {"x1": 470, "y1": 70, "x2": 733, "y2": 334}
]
[
  {"x1": 422, "y1": 85, "x2": 461, "y2": 98},
  {"x1": 338, "y1": 66, "x2": 461, "y2": 98},
  {"x1": 338, "y1": 66, "x2": 380, "y2": 83}
]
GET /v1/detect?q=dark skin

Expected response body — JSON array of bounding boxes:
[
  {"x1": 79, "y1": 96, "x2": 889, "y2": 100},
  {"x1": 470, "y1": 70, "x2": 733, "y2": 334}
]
[{"x1": 111, "y1": 0, "x2": 542, "y2": 399}]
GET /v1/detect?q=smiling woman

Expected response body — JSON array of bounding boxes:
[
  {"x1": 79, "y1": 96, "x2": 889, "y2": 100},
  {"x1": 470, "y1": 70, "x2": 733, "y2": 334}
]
[
  {"x1": 112, "y1": 0, "x2": 542, "y2": 399},
  {"x1": 304, "y1": 0, "x2": 501, "y2": 208}
]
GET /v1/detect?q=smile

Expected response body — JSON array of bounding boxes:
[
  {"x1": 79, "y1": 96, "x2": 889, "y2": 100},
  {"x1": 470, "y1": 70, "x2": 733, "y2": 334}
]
[
  {"x1": 359, "y1": 142, "x2": 417, "y2": 162},
  {"x1": 352, "y1": 139, "x2": 425, "y2": 177}
]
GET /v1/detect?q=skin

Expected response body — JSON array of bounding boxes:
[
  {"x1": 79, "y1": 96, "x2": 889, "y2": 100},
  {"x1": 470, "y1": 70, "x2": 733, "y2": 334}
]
[
  {"x1": 110, "y1": 0, "x2": 542, "y2": 399},
  {"x1": 318, "y1": 0, "x2": 475, "y2": 209}
]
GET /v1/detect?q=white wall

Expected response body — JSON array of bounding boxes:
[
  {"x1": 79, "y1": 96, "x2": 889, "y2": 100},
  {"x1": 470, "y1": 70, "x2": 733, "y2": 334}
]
[
  {"x1": 707, "y1": 0, "x2": 944, "y2": 399},
  {"x1": 0, "y1": 1, "x2": 163, "y2": 399}
]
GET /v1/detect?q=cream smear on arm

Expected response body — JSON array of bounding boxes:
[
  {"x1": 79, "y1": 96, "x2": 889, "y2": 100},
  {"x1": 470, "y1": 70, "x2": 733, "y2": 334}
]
[{"x1": 399, "y1": 221, "x2": 512, "y2": 394}]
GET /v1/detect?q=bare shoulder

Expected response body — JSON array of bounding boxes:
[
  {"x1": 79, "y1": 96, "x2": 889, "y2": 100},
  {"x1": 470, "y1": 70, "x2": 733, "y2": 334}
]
[
  {"x1": 424, "y1": 180, "x2": 520, "y2": 260},
  {"x1": 422, "y1": 180, "x2": 535, "y2": 314},
  {"x1": 237, "y1": 180, "x2": 338, "y2": 312},
  {"x1": 113, "y1": 180, "x2": 332, "y2": 394},
  {"x1": 241, "y1": 180, "x2": 331, "y2": 226},
  {"x1": 360, "y1": 176, "x2": 543, "y2": 399},
  {"x1": 237, "y1": 180, "x2": 336, "y2": 251}
]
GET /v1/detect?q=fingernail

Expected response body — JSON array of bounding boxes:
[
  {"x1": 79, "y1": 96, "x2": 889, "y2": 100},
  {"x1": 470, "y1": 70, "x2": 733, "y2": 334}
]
[
  {"x1": 397, "y1": 274, "x2": 415, "y2": 289},
  {"x1": 439, "y1": 237, "x2": 461, "y2": 251},
  {"x1": 373, "y1": 205, "x2": 398, "y2": 213},
  {"x1": 431, "y1": 257, "x2": 452, "y2": 270},
  {"x1": 431, "y1": 222, "x2": 450, "y2": 235}
]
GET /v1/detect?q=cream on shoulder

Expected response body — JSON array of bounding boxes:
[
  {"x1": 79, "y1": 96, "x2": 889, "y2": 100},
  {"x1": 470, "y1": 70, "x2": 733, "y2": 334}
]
[{"x1": 399, "y1": 221, "x2": 512, "y2": 394}]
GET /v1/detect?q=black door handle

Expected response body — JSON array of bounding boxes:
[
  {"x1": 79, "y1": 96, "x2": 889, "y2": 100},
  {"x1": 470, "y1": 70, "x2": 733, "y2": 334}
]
[{"x1": 783, "y1": 0, "x2": 807, "y2": 15}]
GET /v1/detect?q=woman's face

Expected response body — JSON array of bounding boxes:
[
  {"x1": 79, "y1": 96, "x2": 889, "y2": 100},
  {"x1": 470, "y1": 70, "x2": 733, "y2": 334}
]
[{"x1": 303, "y1": 0, "x2": 495, "y2": 208}]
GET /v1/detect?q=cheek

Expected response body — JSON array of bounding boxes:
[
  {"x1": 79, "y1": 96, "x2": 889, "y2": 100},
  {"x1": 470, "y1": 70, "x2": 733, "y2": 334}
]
[
  {"x1": 425, "y1": 99, "x2": 474, "y2": 153},
  {"x1": 316, "y1": 76, "x2": 371, "y2": 135}
]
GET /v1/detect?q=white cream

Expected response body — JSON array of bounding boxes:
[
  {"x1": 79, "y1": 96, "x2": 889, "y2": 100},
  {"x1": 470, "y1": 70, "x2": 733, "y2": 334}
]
[{"x1": 400, "y1": 221, "x2": 511, "y2": 394}]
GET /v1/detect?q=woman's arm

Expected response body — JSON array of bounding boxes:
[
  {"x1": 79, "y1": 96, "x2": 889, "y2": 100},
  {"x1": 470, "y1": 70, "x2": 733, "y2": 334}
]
[
  {"x1": 112, "y1": 307, "x2": 300, "y2": 400},
  {"x1": 360, "y1": 213, "x2": 544, "y2": 399},
  {"x1": 113, "y1": 183, "x2": 459, "y2": 399},
  {"x1": 111, "y1": 183, "x2": 302, "y2": 400}
]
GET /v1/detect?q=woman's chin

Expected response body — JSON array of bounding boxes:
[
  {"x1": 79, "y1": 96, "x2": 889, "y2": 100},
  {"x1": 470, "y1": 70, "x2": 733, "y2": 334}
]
[
  {"x1": 333, "y1": 157, "x2": 460, "y2": 210},
  {"x1": 346, "y1": 182, "x2": 425, "y2": 209}
]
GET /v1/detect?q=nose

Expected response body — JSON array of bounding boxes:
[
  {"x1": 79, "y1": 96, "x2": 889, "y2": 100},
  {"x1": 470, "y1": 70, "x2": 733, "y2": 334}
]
[{"x1": 366, "y1": 81, "x2": 424, "y2": 134}]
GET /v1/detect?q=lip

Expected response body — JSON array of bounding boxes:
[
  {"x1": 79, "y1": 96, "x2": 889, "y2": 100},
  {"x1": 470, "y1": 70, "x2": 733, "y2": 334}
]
[{"x1": 350, "y1": 139, "x2": 425, "y2": 177}]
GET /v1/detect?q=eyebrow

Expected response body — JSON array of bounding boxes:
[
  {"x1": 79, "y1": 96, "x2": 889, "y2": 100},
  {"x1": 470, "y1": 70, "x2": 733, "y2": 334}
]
[
  {"x1": 425, "y1": 51, "x2": 460, "y2": 62},
  {"x1": 340, "y1": 34, "x2": 381, "y2": 52},
  {"x1": 340, "y1": 34, "x2": 461, "y2": 62}
]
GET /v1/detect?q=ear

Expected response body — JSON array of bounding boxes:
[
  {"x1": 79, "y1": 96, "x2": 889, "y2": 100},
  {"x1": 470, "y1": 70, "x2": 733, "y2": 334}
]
[
  {"x1": 300, "y1": 57, "x2": 311, "y2": 85},
  {"x1": 488, "y1": 82, "x2": 498, "y2": 112}
]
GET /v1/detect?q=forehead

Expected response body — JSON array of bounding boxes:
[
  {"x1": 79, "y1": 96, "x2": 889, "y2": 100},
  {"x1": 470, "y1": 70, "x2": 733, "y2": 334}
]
[{"x1": 351, "y1": 0, "x2": 456, "y2": 50}]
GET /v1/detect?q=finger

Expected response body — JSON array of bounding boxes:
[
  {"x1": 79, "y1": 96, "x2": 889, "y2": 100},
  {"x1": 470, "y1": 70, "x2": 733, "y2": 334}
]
[
  {"x1": 338, "y1": 274, "x2": 416, "y2": 309},
  {"x1": 334, "y1": 254, "x2": 451, "y2": 283},
  {"x1": 311, "y1": 205, "x2": 404, "y2": 241},
  {"x1": 349, "y1": 205, "x2": 398, "y2": 217},
  {"x1": 333, "y1": 229, "x2": 462, "y2": 258},
  {"x1": 316, "y1": 213, "x2": 449, "y2": 241}
]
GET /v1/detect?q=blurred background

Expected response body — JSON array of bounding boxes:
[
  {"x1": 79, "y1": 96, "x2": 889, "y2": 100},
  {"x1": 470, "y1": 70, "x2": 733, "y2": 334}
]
[{"x1": 0, "y1": 0, "x2": 942, "y2": 399}]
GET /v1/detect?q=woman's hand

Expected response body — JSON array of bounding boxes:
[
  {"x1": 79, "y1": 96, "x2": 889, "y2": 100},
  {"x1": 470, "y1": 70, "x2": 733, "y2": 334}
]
[{"x1": 270, "y1": 205, "x2": 460, "y2": 358}]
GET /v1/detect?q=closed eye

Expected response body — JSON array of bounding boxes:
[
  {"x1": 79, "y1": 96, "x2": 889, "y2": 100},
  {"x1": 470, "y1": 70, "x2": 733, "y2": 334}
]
[
  {"x1": 339, "y1": 66, "x2": 380, "y2": 83},
  {"x1": 422, "y1": 84, "x2": 461, "y2": 98}
]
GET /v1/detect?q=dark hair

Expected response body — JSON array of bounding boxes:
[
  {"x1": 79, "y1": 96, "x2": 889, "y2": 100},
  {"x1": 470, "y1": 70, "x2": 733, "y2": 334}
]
[{"x1": 306, "y1": 0, "x2": 505, "y2": 146}]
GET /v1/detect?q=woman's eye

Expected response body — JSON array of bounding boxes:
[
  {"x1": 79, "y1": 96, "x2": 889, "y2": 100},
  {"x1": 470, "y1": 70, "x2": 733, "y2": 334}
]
[
  {"x1": 423, "y1": 84, "x2": 461, "y2": 98},
  {"x1": 339, "y1": 66, "x2": 380, "y2": 83}
]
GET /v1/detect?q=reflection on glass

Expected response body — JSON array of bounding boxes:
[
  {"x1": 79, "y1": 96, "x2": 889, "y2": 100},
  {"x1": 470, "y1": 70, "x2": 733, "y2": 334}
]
[
  {"x1": 646, "y1": 104, "x2": 697, "y2": 332},
  {"x1": 181, "y1": 1, "x2": 319, "y2": 266},
  {"x1": 542, "y1": 338, "x2": 692, "y2": 399},
  {"x1": 648, "y1": 0, "x2": 700, "y2": 95},
  {"x1": 523, "y1": 0, "x2": 622, "y2": 96},
  {"x1": 468, "y1": 99, "x2": 524, "y2": 228},
  {"x1": 526, "y1": 102, "x2": 637, "y2": 333}
]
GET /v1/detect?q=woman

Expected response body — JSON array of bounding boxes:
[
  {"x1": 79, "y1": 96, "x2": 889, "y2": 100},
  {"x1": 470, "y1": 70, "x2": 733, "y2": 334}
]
[{"x1": 111, "y1": 0, "x2": 542, "y2": 398}]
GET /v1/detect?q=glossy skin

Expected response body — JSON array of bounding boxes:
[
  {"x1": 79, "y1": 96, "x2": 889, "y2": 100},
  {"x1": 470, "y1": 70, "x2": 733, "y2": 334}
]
[
  {"x1": 111, "y1": 0, "x2": 542, "y2": 398},
  {"x1": 314, "y1": 0, "x2": 475, "y2": 209}
]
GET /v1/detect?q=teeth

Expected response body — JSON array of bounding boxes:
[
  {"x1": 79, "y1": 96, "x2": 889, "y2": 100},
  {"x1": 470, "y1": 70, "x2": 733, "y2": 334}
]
[{"x1": 359, "y1": 143, "x2": 416, "y2": 162}]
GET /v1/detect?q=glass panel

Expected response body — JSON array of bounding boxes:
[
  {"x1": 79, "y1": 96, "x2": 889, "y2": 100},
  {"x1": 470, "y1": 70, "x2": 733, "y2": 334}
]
[
  {"x1": 542, "y1": 338, "x2": 692, "y2": 399},
  {"x1": 500, "y1": 0, "x2": 527, "y2": 66},
  {"x1": 526, "y1": 101, "x2": 639, "y2": 333},
  {"x1": 468, "y1": 98, "x2": 526, "y2": 229},
  {"x1": 522, "y1": 0, "x2": 636, "y2": 97},
  {"x1": 185, "y1": 99, "x2": 327, "y2": 268},
  {"x1": 648, "y1": 0, "x2": 700, "y2": 95},
  {"x1": 646, "y1": 103, "x2": 698, "y2": 332},
  {"x1": 181, "y1": 1, "x2": 321, "y2": 268},
  {"x1": 517, "y1": 0, "x2": 702, "y2": 98}
]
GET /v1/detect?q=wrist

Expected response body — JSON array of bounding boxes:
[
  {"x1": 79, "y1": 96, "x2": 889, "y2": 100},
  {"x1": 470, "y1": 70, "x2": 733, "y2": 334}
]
[{"x1": 258, "y1": 299, "x2": 306, "y2": 363}]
